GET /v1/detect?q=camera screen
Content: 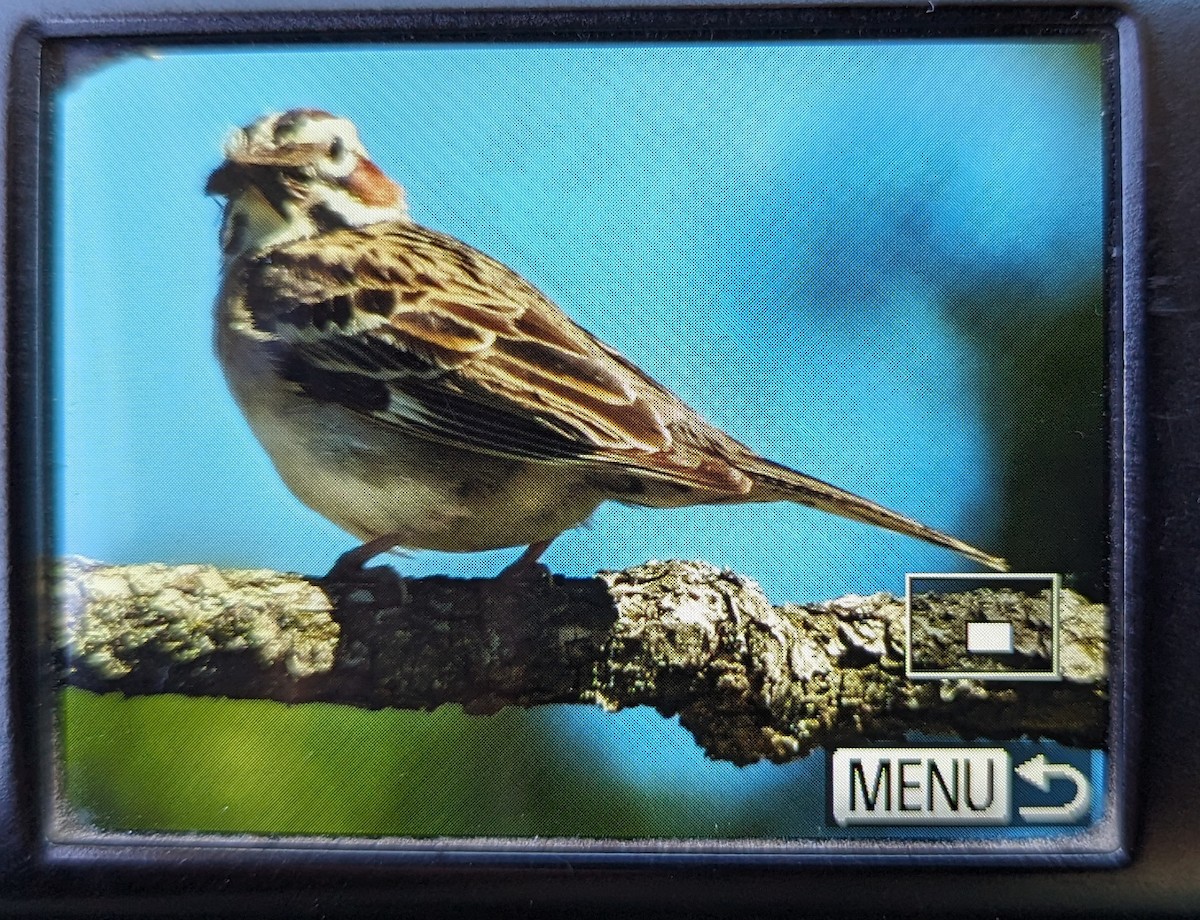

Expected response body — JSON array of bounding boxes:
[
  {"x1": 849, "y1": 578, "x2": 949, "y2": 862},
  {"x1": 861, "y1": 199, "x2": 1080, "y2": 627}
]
[{"x1": 45, "y1": 33, "x2": 1124, "y2": 858}]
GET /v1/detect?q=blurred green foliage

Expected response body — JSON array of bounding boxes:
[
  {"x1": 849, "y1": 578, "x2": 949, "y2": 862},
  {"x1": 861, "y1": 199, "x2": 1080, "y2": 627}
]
[
  {"x1": 61, "y1": 690, "x2": 831, "y2": 837},
  {"x1": 62, "y1": 690, "x2": 661, "y2": 836},
  {"x1": 948, "y1": 282, "x2": 1108, "y2": 599}
]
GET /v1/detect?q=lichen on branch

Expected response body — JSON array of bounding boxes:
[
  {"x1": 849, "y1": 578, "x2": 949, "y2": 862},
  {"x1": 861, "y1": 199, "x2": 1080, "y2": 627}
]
[{"x1": 54, "y1": 556, "x2": 1108, "y2": 766}]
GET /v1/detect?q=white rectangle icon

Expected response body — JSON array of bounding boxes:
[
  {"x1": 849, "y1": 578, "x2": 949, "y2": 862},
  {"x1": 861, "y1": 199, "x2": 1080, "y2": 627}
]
[
  {"x1": 831, "y1": 748, "x2": 1012, "y2": 826},
  {"x1": 905, "y1": 573, "x2": 1062, "y2": 680},
  {"x1": 966, "y1": 621, "x2": 1015, "y2": 654}
]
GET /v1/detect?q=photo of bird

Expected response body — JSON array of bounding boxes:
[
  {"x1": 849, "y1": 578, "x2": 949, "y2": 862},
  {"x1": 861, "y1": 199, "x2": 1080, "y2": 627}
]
[{"x1": 207, "y1": 108, "x2": 1007, "y2": 579}]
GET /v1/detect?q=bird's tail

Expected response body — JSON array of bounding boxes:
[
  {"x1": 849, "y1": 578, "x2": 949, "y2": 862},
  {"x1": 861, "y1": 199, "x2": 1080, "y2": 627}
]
[{"x1": 742, "y1": 455, "x2": 1009, "y2": 572}]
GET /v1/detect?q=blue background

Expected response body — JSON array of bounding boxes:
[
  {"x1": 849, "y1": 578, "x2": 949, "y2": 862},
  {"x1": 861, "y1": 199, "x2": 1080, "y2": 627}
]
[{"x1": 53, "y1": 40, "x2": 1105, "y2": 835}]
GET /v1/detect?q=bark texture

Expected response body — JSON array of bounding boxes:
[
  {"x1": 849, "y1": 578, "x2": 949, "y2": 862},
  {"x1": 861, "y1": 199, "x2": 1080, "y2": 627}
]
[{"x1": 55, "y1": 556, "x2": 1108, "y2": 766}]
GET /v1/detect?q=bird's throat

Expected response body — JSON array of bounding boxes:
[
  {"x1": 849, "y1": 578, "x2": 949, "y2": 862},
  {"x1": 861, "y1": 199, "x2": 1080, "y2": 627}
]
[{"x1": 221, "y1": 184, "x2": 317, "y2": 261}]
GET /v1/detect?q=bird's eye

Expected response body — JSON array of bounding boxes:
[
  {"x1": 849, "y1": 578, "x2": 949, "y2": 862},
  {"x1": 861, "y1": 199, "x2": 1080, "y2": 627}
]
[{"x1": 328, "y1": 136, "x2": 345, "y2": 160}]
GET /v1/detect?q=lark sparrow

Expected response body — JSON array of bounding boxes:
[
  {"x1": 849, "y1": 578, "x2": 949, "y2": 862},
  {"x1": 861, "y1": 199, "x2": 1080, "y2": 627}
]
[{"x1": 208, "y1": 109, "x2": 1007, "y2": 577}]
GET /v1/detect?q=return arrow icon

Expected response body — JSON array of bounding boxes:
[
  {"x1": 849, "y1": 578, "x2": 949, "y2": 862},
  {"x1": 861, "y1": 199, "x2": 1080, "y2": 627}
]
[{"x1": 1015, "y1": 754, "x2": 1091, "y2": 823}]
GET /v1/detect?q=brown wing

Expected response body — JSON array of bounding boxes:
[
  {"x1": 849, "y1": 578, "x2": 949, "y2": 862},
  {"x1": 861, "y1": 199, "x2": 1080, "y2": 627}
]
[{"x1": 242, "y1": 221, "x2": 753, "y2": 495}]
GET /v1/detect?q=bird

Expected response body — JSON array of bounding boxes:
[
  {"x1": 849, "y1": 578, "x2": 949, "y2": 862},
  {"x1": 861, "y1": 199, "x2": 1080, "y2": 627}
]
[{"x1": 207, "y1": 108, "x2": 1008, "y2": 580}]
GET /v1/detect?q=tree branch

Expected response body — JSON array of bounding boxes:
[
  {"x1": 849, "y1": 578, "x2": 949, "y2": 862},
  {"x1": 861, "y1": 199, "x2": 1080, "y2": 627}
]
[{"x1": 54, "y1": 556, "x2": 1108, "y2": 766}]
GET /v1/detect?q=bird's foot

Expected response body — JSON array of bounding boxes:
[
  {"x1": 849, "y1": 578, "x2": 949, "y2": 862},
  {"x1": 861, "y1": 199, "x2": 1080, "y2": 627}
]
[
  {"x1": 321, "y1": 534, "x2": 409, "y2": 596},
  {"x1": 325, "y1": 533, "x2": 409, "y2": 579},
  {"x1": 495, "y1": 540, "x2": 553, "y2": 589}
]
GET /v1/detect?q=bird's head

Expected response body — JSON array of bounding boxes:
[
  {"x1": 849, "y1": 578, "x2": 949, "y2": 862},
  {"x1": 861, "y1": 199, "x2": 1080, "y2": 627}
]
[{"x1": 207, "y1": 109, "x2": 410, "y2": 260}]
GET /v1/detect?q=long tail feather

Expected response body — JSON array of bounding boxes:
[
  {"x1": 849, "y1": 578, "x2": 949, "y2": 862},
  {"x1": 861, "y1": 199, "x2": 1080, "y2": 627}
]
[{"x1": 744, "y1": 457, "x2": 1009, "y2": 572}]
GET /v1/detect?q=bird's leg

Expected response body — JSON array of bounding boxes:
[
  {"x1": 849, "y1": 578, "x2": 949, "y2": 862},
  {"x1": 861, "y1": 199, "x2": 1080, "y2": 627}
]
[
  {"x1": 319, "y1": 534, "x2": 411, "y2": 622},
  {"x1": 325, "y1": 532, "x2": 410, "y2": 582},
  {"x1": 485, "y1": 539, "x2": 556, "y2": 654},
  {"x1": 325, "y1": 534, "x2": 553, "y2": 585},
  {"x1": 496, "y1": 539, "x2": 554, "y2": 585}
]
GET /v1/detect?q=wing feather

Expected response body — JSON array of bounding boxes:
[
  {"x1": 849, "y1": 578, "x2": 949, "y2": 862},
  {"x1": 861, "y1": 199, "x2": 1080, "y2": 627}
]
[{"x1": 243, "y1": 221, "x2": 753, "y2": 494}]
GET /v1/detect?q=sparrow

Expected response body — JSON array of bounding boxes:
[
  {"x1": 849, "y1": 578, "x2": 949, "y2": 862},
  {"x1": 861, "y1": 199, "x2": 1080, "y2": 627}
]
[{"x1": 207, "y1": 108, "x2": 1007, "y2": 579}]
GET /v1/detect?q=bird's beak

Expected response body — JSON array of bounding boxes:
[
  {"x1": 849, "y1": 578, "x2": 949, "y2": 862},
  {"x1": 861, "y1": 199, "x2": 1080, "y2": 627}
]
[{"x1": 205, "y1": 160, "x2": 247, "y2": 198}]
